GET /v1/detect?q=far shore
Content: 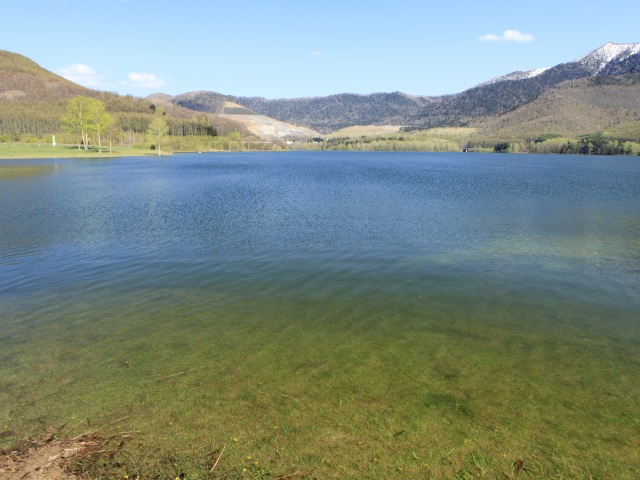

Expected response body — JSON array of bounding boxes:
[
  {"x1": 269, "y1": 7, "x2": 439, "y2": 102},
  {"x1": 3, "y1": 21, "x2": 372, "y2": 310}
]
[
  {"x1": 0, "y1": 143, "x2": 160, "y2": 159},
  {"x1": 0, "y1": 143, "x2": 286, "y2": 159}
]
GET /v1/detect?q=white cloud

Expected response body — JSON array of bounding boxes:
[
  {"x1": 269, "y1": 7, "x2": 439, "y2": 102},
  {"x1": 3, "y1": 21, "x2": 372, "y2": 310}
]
[
  {"x1": 126, "y1": 72, "x2": 166, "y2": 89},
  {"x1": 57, "y1": 63, "x2": 105, "y2": 87},
  {"x1": 504, "y1": 30, "x2": 535, "y2": 42},
  {"x1": 310, "y1": 50, "x2": 324, "y2": 57},
  {"x1": 479, "y1": 29, "x2": 535, "y2": 43},
  {"x1": 479, "y1": 33, "x2": 502, "y2": 42}
]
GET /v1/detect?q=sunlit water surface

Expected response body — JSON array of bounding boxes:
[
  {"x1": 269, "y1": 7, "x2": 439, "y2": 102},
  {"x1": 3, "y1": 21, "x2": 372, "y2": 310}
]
[{"x1": 1, "y1": 151, "x2": 639, "y2": 476}]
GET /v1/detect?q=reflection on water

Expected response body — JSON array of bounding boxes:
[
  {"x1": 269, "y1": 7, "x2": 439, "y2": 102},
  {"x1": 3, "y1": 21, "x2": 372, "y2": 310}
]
[{"x1": 0, "y1": 164, "x2": 56, "y2": 179}]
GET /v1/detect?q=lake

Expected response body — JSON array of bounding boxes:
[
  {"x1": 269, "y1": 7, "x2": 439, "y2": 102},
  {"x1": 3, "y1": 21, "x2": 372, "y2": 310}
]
[{"x1": 1, "y1": 151, "x2": 639, "y2": 478}]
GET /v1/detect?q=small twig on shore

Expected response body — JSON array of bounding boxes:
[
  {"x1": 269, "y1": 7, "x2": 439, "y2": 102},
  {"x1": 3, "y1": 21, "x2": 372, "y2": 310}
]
[
  {"x1": 210, "y1": 445, "x2": 226, "y2": 473},
  {"x1": 157, "y1": 365, "x2": 205, "y2": 381},
  {"x1": 97, "y1": 415, "x2": 131, "y2": 432},
  {"x1": 106, "y1": 431, "x2": 138, "y2": 439},
  {"x1": 279, "y1": 394, "x2": 300, "y2": 406},
  {"x1": 275, "y1": 470, "x2": 303, "y2": 480},
  {"x1": 62, "y1": 420, "x2": 85, "y2": 437},
  {"x1": 72, "y1": 415, "x2": 133, "y2": 438},
  {"x1": 70, "y1": 430, "x2": 137, "y2": 442},
  {"x1": 158, "y1": 370, "x2": 186, "y2": 380}
]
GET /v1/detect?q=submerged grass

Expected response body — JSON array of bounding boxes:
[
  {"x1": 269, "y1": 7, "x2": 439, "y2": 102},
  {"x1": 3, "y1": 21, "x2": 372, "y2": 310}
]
[{"x1": 1, "y1": 289, "x2": 639, "y2": 478}]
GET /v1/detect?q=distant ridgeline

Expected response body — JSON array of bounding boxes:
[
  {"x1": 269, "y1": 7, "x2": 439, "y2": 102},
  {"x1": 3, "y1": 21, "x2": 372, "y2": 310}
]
[
  {"x1": 229, "y1": 43, "x2": 640, "y2": 133},
  {"x1": 227, "y1": 92, "x2": 434, "y2": 134}
]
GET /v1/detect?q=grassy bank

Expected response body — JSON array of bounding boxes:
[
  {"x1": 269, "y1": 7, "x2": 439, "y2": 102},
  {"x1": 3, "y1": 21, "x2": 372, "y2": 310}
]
[{"x1": 0, "y1": 143, "x2": 158, "y2": 159}]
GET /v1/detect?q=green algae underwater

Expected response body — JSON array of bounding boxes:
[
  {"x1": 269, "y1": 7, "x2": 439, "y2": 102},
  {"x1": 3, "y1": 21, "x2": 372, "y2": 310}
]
[{"x1": 1, "y1": 151, "x2": 639, "y2": 478}]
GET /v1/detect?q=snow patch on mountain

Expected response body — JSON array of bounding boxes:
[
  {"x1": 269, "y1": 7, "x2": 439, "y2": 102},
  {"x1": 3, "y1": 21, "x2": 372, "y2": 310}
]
[
  {"x1": 479, "y1": 67, "x2": 551, "y2": 87},
  {"x1": 576, "y1": 42, "x2": 640, "y2": 73}
]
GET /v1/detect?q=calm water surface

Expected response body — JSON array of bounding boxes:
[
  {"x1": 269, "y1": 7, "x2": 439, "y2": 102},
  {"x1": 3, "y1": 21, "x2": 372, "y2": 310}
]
[
  {"x1": 1, "y1": 151, "x2": 639, "y2": 475},
  {"x1": 2, "y1": 151, "x2": 638, "y2": 315}
]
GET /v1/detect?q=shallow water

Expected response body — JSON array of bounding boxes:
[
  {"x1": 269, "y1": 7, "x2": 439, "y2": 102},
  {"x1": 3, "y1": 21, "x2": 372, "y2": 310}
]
[{"x1": 1, "y1": 151, "x2": 639, "y2": 476}]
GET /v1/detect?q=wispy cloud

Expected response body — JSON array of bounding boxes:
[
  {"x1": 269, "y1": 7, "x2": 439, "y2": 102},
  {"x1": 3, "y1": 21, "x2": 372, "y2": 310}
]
[
  {"x1": 310, "y1": 50, "x2": 324, "y2": 57},
  {"x1": 126, "y1": 72, "x2": 166, "y2": 89},
  {"x1": 57, "y1": 63, "x2": 105, "y2": 87},
  {"x1": 479, "y1": 29, "x2": 535, "y2": 43}
]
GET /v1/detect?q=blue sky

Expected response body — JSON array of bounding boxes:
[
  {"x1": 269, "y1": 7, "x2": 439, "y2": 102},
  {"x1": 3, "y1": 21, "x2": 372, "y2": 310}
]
[{"x1": 2, "y1": 0, "x2": 639, "y2": 99}]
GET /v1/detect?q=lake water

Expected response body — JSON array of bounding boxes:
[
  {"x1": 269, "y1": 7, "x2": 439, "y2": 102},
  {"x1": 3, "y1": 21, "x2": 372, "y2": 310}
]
[{"x1": 1, "y1": 151, "x2": 639, "y2": 477}]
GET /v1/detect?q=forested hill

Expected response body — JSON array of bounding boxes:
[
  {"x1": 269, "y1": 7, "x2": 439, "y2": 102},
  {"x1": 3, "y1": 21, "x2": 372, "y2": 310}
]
[
  {"x1": 0, "y1": 50, "x2": 88, "y2": 101},
  {"x1": 226, "y1": 43, "x2": 640, "y2": 132},
  {"x1": 406, "y1": 61, "x2": 599, "y2": 128},
  {"x1": 0, "y1": 50, "x2": 93, "y2": 137},
  {"x1": 168, "y1": 91, "x2": 229, "y2": 115},
  {"x1": 227, "y1": 92, "x2": 435, "y2": 134},
  {"x1": 0, "y1": 50, "x2": 246, "y2": 142},
  {"x1": 475, "y1": 74, "x2": 640, "y2": 142},
  {"x1": 408, "y1": 45, "x2": 640, "y2": 127}
]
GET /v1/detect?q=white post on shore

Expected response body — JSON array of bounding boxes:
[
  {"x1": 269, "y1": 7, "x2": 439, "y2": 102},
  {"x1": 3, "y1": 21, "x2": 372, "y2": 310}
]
[{"x1": 52, "y1": 135, "x2": 56, "y2": 147}]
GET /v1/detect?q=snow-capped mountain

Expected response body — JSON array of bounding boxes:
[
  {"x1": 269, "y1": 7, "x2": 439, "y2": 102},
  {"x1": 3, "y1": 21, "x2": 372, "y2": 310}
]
[
  {"x1": 480, "y1": 67, "x2": 551, "y2": 87},
  {"x1": 575, "y1": 42, "x2": 640, "y2": 74},
  {"x1": 482, "y1": 43, "x2": 640, "y2": 88},
  {"x1": 406, "y1": 42, "x2": 640, "y2": 127},
  {"x1": 224, "y1": 42, "x2": 640, "y2": 131}
]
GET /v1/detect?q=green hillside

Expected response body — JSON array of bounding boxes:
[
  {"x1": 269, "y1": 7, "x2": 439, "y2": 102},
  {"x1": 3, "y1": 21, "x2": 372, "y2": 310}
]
[
  {"x1": 477, "y1": 76, "x2": 640, "y2": 139},
  {"x1": 309, "y1": 76, "x2": 640, "y2": 155},
  {"x1": 469, "y1": 75, "x2": 640, "y2": 154},
  {"x1": 0, "y1": 50, "x2": 88, "y2": 138},
  {"x1": 0, "y1": 50, "x2": 258, "y2": 152},
  {"x1": 0, "y1": 50, "x2": 85, "y2": 96}
]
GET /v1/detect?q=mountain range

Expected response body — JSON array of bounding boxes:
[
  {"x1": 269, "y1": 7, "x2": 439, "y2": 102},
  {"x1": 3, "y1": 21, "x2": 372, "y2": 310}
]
[
  {"x1": 1, "y1": 42, "x2": 640, "y2": 148},
  {"x1": 217, "y1": 43, "x2": 640, "y2": 133}
]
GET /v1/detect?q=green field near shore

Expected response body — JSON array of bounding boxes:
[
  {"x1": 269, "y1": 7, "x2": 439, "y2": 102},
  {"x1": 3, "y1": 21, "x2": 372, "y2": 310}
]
[{"x1": 0, "y1": 143, "x2": 157, "y2": 159}]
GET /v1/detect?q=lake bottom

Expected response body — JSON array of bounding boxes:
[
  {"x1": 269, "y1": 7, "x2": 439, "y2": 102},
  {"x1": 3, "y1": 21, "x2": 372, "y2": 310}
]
[{"x1": 1, "y1": 281, "x2": 638, "y2": 478}]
